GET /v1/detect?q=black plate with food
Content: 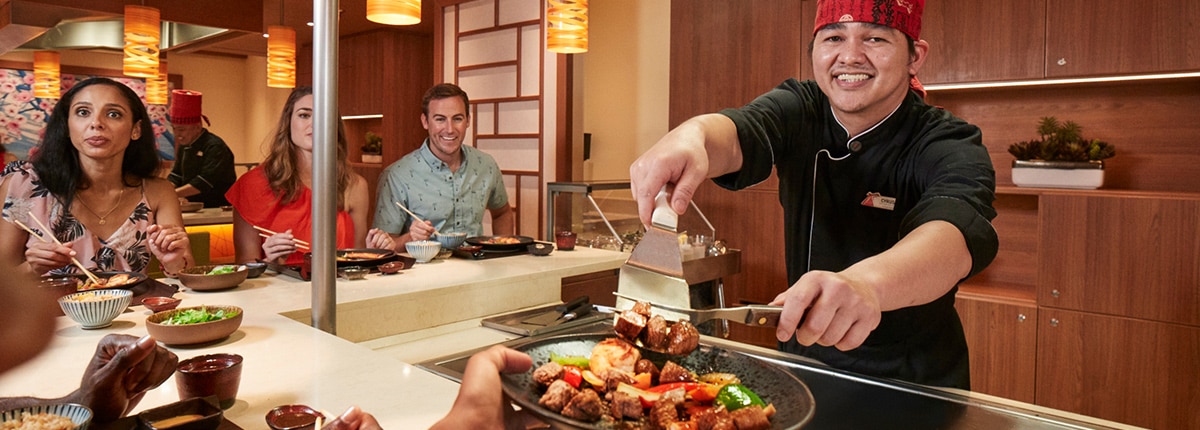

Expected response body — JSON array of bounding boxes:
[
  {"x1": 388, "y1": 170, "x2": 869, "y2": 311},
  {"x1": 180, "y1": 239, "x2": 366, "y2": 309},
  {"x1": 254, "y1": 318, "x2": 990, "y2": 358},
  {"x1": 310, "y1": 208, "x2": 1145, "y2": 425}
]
[
  {"x1": 500, "y1": 333, "x2": 815, "y2": 429},
  {"x1": 72, "y1": 271, "x2": 149, "y2": 291},
  {"x1": 332, "y1": 248, "x2": 396, "y2": 267},
  {"x1": 465, "y1": 235, "x2": 534, "y2": 251}
]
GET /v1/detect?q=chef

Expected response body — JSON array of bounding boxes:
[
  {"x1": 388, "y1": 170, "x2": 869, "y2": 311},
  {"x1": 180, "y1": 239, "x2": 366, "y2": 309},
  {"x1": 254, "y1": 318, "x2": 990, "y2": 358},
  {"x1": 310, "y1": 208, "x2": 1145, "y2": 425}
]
[
  {"x1": 628, "y1": 0, "x2": 999, "y2": 389},
  {"x1": 168, "y1": 89, "x2": 236, "y2": 208}
]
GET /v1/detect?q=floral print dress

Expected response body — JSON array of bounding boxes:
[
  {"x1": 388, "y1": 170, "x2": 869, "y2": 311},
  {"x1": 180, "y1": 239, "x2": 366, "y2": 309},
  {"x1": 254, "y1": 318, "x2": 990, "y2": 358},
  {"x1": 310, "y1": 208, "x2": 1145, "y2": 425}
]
[{"x1": 2, "y1": 161, "x2": 156, "y2": 275}]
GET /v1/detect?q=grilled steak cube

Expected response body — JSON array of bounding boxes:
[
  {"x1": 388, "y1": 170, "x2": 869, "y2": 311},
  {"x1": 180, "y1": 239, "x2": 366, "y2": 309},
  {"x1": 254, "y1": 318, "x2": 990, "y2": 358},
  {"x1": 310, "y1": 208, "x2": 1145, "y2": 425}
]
[
  {"x1": 608, "y1": 390, "x2": 644, "y2": 420},
  {"x1": 562, "y1": 388, "x2": 607, "y2": 422},
  {"x1": 643, "y1": 315, "x2": 671, "y2": 351},
  {"x1": 614, "y1": 309, "x2": 648, "y2": 342},
  {"x1": 539, "y1": 379, "x2": 579, "y2": 412},
  {"x1": 659, "y1": 360, "x2": 695, "y2": 384},
  {"x1": 666, "y1": 319, "x2": 701, "y2": 356},
  {"x1": 730, "y1": 405, "x2": 771, "y2": 430},
  {"x1": 532, "y1": 361, "x2": 564, "y2": 388}
]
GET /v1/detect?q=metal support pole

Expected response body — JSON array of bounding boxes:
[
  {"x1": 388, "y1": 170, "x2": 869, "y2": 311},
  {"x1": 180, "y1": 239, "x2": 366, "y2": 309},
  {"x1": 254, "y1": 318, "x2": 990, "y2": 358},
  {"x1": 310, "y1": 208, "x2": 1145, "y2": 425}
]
[{"x1": 310, "y1": 0, "x2": 338, "y2": 334}]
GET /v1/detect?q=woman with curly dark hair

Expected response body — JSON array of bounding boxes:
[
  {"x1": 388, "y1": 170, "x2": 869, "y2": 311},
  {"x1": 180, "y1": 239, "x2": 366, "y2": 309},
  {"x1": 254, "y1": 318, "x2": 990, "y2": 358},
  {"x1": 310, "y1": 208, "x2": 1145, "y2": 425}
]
[
  {"x1": 226, "y1": 86, "x2": 392, "y2": 264},
  {"x1": 0, "y1": 77, "x2": 193, "y2": 277}
]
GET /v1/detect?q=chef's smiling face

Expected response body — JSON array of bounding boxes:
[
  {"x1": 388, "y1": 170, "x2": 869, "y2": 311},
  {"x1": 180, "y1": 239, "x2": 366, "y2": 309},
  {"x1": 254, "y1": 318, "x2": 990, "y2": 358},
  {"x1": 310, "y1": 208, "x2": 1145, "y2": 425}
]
[
  {"x1": 290, "y1": 94, "x2": 315, "y2": 152},
  {"x1": 812, "y1": 22, "x2": 927, "y2": 128},
  {"x1": 421, "y1": 96, "x2": 470, "y2": 163},
  {"x1": 69, "y1": 85, "x2": 140, "y2": 161}
]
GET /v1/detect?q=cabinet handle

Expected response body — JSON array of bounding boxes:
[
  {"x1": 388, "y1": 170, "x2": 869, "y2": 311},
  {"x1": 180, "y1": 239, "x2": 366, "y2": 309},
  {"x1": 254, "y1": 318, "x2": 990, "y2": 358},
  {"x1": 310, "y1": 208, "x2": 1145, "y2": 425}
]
[
  {"x1": 1017, "y1": 313, "x2": 1026, "y2": 322},
  {"x1": 1056, "y1": 58, "x2": 1067, "y2": 66},
  {"x1": 1051, "y1": 289, "x2": 1060, "y2": 298},
  {"x1": 1050, "y1": 318, "x2": 1059, "y2": 327}
]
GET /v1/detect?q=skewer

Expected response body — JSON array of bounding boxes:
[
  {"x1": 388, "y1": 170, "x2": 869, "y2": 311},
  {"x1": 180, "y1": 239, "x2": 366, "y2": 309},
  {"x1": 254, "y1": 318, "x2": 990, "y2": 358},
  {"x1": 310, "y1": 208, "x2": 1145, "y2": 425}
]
[
  {"x1": 252, "y1": 225, "x2": 312, "y2": 246},
  {"x1": 258, "y1": 233, "x2": 310, "y2": 250},
  {"x1": 23, "y1": 215, "x2": 103, "y2": 286},
  {"x1": 394, "y1": 201, "x2": 438, "y2": 234}
]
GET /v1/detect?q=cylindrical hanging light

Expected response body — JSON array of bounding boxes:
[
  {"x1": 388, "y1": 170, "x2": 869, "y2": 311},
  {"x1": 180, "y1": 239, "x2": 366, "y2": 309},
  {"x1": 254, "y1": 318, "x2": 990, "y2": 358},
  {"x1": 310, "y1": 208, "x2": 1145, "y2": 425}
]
[
  {"x1": 33, "y1": 51, "x2": 60, "y2": 99},
  {"x1": 547, "y1": 0, "x2": 588, "y2": 53},
  {"x1": 123, "y1": 5, "x2": 161, "y2": 78},
  {"x1": 146, "y1": 61, "x2": 168, "y2": 105},
  {"x1": 366, "y1": 0, "x2": 421, "y2": 25},
  {"x1": 267, "y1": 25, "x2": 296, "y2": 88}
]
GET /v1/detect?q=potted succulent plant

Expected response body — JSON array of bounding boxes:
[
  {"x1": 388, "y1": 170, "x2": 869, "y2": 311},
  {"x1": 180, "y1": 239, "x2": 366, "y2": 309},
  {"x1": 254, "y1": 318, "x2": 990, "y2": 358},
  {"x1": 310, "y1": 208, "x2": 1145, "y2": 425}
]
[
  {"x1": 361, "y1": 131, "x2": 383, "y2": 163},
  {"x1": 1008, "y1": 117, "x2": 1116, "y2": 189}
]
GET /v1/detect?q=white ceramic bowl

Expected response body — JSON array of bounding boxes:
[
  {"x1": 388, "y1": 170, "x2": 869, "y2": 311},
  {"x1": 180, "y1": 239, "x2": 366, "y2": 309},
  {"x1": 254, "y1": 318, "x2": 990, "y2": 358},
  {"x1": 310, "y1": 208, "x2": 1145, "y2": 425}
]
[
  {"x1": 1, "y1": 403, "x2": 93, "y2": 430},
  {"x1": 58, "y1": 289, "x2": 133, "y2": 329},
  {"x1": 405, "y1": 240, "x2": 442, "y2": 263},
  {"x1": 434, "y1": 231, "x2": 468, "y2": 249}
]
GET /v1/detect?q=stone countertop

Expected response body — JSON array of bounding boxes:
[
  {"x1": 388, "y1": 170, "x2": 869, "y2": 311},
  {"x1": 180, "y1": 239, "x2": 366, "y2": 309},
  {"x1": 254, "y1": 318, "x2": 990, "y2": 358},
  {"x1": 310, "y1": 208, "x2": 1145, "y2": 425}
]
[{"x1": 0, "y1": 247, "x2": 627, "y2": 429}]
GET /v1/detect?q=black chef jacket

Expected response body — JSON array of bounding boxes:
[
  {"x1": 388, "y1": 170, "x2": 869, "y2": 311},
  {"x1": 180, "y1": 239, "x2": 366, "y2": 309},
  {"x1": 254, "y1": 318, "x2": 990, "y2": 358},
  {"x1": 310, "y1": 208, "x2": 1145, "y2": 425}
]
[
  {"x1": 715, "y1": 78, "x2": 999, "y2": 389},
  {"x1": 169, "y1": 129, "x2": 236, "y2": 208}
]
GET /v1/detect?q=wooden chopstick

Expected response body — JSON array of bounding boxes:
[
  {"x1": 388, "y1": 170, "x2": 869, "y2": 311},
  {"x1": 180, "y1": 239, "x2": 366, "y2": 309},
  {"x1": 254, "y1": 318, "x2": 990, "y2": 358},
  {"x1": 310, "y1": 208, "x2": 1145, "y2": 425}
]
[
  {"x1": 23, "y1": 216, "x2": 103, "y2": 285},
  {"x1": 394, "y1": 202, "x2": 438, "y2": 233},
  {"x1": 258, "y1": 233, "x2": 310, "y2": 250},
  {"x1": 252, "y1": 225, "x2": 311, "y2": 246}
]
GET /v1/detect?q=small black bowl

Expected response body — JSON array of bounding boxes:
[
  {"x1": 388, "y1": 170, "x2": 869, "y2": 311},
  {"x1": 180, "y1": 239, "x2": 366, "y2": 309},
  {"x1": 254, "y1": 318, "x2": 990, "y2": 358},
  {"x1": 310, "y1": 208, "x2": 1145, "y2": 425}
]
[
  {"x1": 138, "y1": 396, "x2": 223, "y2": 430},
  {"x1": 527, "y1": 242, "x2": 554, "y2": 256},
  {"x1": 244, "y1": 262, "x2": 268, "y2": 278}
]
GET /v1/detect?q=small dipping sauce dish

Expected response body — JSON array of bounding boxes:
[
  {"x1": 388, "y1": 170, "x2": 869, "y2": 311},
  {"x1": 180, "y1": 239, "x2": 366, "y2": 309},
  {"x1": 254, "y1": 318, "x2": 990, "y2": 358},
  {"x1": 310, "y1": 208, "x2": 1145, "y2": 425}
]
[{"x1": 266, "y1": 405, "x2": 325, "y2": 430}]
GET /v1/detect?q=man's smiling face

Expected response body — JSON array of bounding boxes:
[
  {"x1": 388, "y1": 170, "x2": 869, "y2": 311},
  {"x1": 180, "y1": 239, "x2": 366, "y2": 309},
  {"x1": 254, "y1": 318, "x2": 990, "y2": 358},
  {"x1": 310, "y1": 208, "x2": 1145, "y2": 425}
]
[{"x1": 812, "y1": 22, "x2": 926, "y2": 128}]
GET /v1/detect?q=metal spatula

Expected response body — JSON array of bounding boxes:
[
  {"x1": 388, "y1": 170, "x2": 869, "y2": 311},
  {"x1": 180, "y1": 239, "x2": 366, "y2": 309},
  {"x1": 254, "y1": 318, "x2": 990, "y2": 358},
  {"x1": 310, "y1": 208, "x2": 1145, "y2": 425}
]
[{"x1": 616, "y1": 188, "x2": 692, "y2": 321}]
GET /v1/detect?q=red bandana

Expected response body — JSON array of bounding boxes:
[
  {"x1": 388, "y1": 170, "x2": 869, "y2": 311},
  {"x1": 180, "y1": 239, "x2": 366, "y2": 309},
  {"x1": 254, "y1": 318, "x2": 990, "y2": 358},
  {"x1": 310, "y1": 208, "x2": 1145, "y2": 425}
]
[{"x1": 813, "y1": 0, "x2": 924, "y2": 41}]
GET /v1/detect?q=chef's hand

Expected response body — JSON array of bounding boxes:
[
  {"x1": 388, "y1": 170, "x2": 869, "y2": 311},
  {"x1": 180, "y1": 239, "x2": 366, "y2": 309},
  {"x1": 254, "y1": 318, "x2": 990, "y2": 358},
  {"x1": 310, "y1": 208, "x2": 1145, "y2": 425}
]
[
  {"x1": 408, "y1": 220, "x2": 436, "y2": 242},
  {"x1": 322, "y1": 406, "x2": 382, "y2": 430},
  {"x1": 365, "y1": 228, "x2": 394, "y2": 250},
  {"x1": 262, "y1": 229, "x2": 300, "y2": 262},
  {"x1": 69, "y1": 334, "x2": 178, "y2": 422},
  {"x1": 148, "y1": 224, "x2": 191, "y2": 275},
  {"x1": 23, "y1": 239, "x2": 74, "y2": 274},
  {"x1": 430, "y1": 345, "x2": 535, "y2": 430},
  {"x1": 629, "y1": 119, "x2": 713, "y2": 227},
  {"x1": 770, "y1": 270, "x2": 883, "y2": 352}
]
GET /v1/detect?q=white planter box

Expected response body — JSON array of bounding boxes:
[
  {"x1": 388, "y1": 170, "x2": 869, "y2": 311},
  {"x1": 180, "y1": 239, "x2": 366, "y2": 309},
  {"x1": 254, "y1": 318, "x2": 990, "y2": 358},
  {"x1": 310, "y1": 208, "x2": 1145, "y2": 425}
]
[
  {"x1": 361, "y1": 154, "x2": 383, "y2": 163},
  {"x1": 1011, "y1": 160, "x2": 1104, "y2": 189}
]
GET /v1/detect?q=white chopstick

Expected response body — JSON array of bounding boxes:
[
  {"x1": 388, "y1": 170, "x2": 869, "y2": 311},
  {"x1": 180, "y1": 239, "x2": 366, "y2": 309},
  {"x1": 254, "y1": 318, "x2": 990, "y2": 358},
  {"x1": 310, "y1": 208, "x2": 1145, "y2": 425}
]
[{"x1": 22, "y1": 216, "x2": 103, "y2": 286}]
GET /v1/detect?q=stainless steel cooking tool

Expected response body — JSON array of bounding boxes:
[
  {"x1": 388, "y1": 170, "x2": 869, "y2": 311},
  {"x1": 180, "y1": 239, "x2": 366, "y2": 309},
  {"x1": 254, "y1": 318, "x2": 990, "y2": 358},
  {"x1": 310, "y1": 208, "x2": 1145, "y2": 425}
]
[
  {"x1": 614, "y1": 292, "x2": 782, "y2": 327},
  {"x1": 520, "y1": 295, "x2": 590, "y2": 326},
  {"x1": 615, "y1": 188, "x2": 692, "y2": 321}
]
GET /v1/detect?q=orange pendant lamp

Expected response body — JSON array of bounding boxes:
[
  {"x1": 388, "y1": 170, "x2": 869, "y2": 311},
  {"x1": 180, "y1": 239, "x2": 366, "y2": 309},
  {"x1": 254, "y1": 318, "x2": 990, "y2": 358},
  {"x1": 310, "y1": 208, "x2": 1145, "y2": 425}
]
[
  {"x1": 33, "y1": 51, "x2": 60, "y2": 99},
  {"x1": 267, "y1": 25, "x2": 296, "y2": 88},
  {"x1": 367, "y1": 0, "x2": 421, "y2": 25},
  {"x1": 145, "y1": 61, "x2": 168, "y2": 105},
  {"x1": 123, "y1": 5, "x2": 161, "y2": 78},
  {"x1": 546, "y1": 0, "x2": 588, "y2": 53}
]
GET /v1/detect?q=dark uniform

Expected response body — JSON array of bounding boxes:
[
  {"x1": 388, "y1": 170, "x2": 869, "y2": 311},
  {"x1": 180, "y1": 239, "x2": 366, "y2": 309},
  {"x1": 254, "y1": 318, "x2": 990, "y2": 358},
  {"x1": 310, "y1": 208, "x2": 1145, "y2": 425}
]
[
  {"x1": 715, "y1": 78, "x2": 999, "y2": 389},
  {"x1": 168, "y1": 129, "x2": 236, "y2": 208}
]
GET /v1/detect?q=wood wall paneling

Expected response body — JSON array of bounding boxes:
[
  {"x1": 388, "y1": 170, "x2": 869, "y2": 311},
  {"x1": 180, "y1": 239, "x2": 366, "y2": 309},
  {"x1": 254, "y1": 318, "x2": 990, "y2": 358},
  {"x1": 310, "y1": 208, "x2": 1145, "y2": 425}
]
[
  {"x1": 1036, "y1": 308, "x2": 1200, "y2": 429},
  {"x1": 1046, "y1": 0, "x2": 1200, "y2": 77},
  {"x1": 1038, "y1": 194, "x2": 1200, "y2": 326},
  {"x1": 927, "y1": 79, "x2": 1200, "y2": 193},
  {"x1": 962, "y1": 193, "x2": 1038, "y2": 295},
  {"x1": 919, "y1": 0, "x2": 1045, "y2": 84},
  {"x1": 954, "y1": 294, "x2": 1037, "y2": 403}
]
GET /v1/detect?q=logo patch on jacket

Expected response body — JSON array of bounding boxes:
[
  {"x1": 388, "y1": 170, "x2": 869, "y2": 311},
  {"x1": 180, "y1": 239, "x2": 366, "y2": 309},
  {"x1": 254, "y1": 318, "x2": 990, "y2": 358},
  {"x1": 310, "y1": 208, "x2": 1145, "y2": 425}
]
[{"x1": 861, "y1": 192, "x2": 896, "y2": 211}]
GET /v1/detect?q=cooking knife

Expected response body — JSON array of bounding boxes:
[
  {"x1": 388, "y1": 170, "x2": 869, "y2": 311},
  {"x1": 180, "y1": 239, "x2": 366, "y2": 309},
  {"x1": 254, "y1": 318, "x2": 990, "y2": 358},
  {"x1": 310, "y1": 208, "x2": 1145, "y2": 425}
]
[{"x1": 520, "y1": 296, "x2": 590, "y2": 326}]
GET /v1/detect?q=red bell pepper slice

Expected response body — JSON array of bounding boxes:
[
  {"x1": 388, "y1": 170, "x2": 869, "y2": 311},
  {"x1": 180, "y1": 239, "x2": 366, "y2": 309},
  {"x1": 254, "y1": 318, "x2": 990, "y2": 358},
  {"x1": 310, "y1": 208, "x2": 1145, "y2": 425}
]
[{"x1": 562, "y1": 365, "x2": 583, "y2": 388}]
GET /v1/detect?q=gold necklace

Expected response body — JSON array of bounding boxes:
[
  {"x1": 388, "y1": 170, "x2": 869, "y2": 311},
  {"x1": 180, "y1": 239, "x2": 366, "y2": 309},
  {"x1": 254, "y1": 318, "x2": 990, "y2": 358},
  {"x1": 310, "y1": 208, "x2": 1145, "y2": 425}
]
[{"x1": 76, "y1": 187, "x2": 126, "y2": 225}]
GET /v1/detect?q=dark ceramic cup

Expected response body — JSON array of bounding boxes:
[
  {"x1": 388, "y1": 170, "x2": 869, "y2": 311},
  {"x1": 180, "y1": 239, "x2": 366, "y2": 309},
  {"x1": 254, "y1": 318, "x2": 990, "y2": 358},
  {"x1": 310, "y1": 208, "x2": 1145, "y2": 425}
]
[
  {"x1": 265, "y1": 404, "x2": 325, "y2": 430},
  {"x1": 39, "y1": 276, "x2": 80, "y2": 299},
  {"x1": 555, "y1": 231, "x2": 577, "y2": 251},
  {"x1": 176, "y1": 353, "x2": 244, "y2": 409}
]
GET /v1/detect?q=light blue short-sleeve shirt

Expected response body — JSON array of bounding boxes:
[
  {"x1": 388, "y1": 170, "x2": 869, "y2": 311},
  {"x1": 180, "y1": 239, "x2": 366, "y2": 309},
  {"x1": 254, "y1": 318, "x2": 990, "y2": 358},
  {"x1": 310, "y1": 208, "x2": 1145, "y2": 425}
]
[{"x1": 373, "y1": 140, "x2": 508, "y2": 237}]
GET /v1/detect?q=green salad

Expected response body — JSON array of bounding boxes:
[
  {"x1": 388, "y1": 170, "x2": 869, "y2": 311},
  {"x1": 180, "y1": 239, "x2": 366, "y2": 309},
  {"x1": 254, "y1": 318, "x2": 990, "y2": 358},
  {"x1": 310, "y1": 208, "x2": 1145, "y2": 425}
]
[
  {"x1": 162, "y1": 307, "x2": 239, "y2": 325},
  {"x1": 206, "y1": 265, "x2": 239, "y2": 275}
]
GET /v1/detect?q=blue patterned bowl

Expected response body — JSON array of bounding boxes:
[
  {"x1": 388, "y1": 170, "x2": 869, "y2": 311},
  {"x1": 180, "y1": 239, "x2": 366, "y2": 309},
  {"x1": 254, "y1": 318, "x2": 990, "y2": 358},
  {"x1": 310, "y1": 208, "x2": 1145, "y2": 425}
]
[
  {"x1": 434, "y1": 231, "x2": 468, "y2": 250},
  {"x1": 58, "y1": 289, "x2": 133, "y2": 329},
  {"x1": 1, "y1": 403, "x2": 93, "y2": 430},
  {"x1": 405, "y1": 240, "x2": 442, "y2": 263}
]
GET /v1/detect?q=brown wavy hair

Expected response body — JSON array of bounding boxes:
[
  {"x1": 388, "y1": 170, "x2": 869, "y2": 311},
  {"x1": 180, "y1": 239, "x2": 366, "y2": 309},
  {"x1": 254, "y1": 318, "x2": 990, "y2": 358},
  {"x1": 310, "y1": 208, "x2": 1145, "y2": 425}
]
[{"x1": 260, "y1": 86, "x2": 351, "y2": 208}]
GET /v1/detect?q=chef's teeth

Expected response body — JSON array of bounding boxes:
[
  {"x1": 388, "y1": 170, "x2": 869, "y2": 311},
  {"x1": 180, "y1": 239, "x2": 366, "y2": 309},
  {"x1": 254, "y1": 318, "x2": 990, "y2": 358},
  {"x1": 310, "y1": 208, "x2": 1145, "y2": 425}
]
[{"x1": 838, "y1": 74, "x2": 869, "y2": 82}]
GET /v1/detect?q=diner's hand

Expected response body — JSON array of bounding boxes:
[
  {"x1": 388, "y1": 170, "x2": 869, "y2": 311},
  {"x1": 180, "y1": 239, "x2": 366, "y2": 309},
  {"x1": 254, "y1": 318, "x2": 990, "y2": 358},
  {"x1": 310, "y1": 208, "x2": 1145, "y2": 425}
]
[
  {"x1": 23, "y1": 239, "x2": 74, "y2": 274},
  {"x1": 770, "y1": 270, "x2": 883, "y2": 352},
  {"x1": 68, "y1": 334, "x2": 178, "y2": 422},
  {"x1": 409, "y1": 220, "x2": 435, "y2": 242},
  {"x1": 365, "y1": 228, "x2": 394, "y2": 250},
  {"x1": 147, "y1": 224, "x2": 191, "y2": 270},
  {"x1": 628, "y1": 120, "x2": 713, "y2": 227},
  {"x1": 321, "y1": 406, "x2": 382, "y2": 430},
  {"x1": 262, "y1": 229, "x2": 299, "y2": 262},
  {"x1": 430, "y1": 345, "x2": 534, "y2": 430}
]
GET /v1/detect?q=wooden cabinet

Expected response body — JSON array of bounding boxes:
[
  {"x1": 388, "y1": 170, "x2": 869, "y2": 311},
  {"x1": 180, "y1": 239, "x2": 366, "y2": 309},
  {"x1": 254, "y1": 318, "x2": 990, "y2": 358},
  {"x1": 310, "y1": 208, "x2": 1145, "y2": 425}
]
[
  {"x1": 919, "y1": 0, "x2": 1046, "y2": 84},
  {"x1": 955, "y1": 292, "x2": 1037, "y2": 403},
  {"x1": 1046, "y1": 0, "x2": 1200, "y2": 77},
  {"x1": 1036, "y1": 308, "x2": 1200, "y2": 429},
  {"x1": 561, "y1": 269, "x2": 619, "y2": 308}
]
